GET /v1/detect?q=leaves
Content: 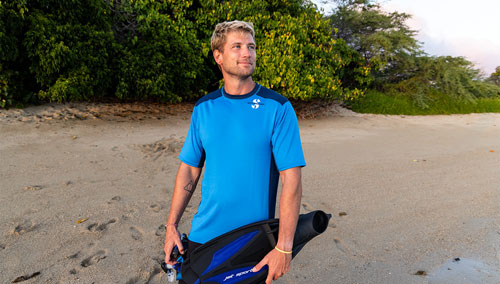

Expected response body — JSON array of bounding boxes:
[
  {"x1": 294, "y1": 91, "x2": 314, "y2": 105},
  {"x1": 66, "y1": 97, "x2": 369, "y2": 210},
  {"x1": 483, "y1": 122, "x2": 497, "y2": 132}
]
[
  {"x1": 1, "y1": 0, "x2": 372, "y2": 107},
  {"x1": 330, "y1": 0, "x2": 420, "y2": 68},
  {"x1": 193, "y1": 0, "x2": 360, "y2": 101},
  {"x1": 486, "y1": 66, "x2": 500, "y2": 86}
]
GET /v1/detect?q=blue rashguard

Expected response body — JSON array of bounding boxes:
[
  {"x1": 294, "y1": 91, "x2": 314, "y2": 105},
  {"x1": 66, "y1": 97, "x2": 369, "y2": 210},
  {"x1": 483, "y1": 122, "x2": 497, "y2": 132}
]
[{"x1": 179, "y1": 83, "x2": 306, "y2": 244}]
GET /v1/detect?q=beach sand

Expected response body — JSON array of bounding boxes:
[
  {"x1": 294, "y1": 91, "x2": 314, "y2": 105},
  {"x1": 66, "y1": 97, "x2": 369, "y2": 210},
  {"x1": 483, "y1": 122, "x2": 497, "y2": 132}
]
[{"x1": 1, "y1": 103, "x2": 499, "y2": 283}]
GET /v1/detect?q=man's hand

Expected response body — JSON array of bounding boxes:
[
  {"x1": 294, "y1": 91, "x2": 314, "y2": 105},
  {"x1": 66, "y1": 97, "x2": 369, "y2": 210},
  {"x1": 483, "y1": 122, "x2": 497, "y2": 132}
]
[
  {"x1": 251, "y1": 166, "x2": 302, "y2": 283},
  {"x1": 164, "y1": 226, "x2": 184, "y2": 265},
  {"x1": 252, "y1": 248, "x2": 292, "y2": 284},
  {"x1": 164, "y1": 162, "x2": 201, "y2": 265}
]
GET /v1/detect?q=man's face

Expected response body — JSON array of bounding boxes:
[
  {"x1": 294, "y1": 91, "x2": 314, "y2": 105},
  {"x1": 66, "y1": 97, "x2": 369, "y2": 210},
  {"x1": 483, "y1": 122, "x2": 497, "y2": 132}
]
[{"x1": 214, "y1": 31, "x2": 256, "y2": 80}]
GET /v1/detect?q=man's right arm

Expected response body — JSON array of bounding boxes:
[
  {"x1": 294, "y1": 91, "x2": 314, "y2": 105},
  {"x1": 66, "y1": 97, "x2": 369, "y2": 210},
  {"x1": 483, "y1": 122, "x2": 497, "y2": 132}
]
[{"x1": 164, "y1": 161, "x2": 202, "y2": 264}]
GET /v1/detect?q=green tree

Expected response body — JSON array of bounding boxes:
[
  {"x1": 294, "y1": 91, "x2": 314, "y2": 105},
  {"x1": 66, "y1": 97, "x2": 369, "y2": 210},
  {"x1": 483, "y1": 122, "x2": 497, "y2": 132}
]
[
  {"x1": 386, "y1": 56, "x2": 500, "y2": 108},
  {"x1": 327, "y1": 0, "x2": 421, "y2": 83},
  {"x1": 23, "y1": 0, "x2": 115, "y2": 102},
  {"x1": 0, "y1": 0, "x2": 38, "y2": 108},
  {"x1": 191, "y1": 0, "x2": 368, "y2": 101},
  {"x1": 486, "y1": 66, "x2": 500, "y2": 86},
  {"x1": 1, "y1": 0, "x2": 371, "y2": 108},
  {"x1": 113, "y1": 0, "x2": 210, "y2": 103}
]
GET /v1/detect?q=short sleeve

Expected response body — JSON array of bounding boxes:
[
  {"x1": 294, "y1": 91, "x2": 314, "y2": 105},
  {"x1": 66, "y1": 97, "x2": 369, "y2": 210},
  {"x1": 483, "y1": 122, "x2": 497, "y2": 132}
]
[
  {"x1": 179, "y1": 107, "x2": 205, "y2": 168},
  {"x1": 271, "y1": 101, "x2": 306, "y2": 171}
]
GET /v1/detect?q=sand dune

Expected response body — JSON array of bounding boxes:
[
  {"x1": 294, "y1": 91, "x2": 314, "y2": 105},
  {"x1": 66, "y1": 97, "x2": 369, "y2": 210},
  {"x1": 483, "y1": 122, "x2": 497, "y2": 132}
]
[{"x1": 1, "y1": 103, "x2": 499, "y2": 283}]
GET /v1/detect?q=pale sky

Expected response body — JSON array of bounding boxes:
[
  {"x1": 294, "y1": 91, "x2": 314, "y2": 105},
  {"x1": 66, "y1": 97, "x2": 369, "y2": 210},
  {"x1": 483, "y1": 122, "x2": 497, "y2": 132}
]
[{"x1": 311, "y1": 0, "x2": 500, "y2": 76}]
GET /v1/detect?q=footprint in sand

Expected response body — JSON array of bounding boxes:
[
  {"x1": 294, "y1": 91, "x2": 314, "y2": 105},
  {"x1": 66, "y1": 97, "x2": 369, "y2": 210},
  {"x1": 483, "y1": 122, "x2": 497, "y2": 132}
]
[
  {"x1": 68, "y1": 251, "x2": 81, "y2": 259},
  {"x1": 87, "y1": 218, "x2": 118, "y2": 232},
  {"x1": 334, "y1": 238, "x2": 354, "y2": 256},
  {"x1": 138, "y1": 137, "x2": 184, "y2": 160},
  {"x1": 152, "y1": 256, "x2": 163, "y2": 265},
  {"x1": 146, "y1": 267, "x2": 162, "y2": 283},
  {"x1": 155, "y1": 225, "x2": 166, "y2": 237},
  {"x1": 125, "y1": 276, "x2": 140, "y2": 284},
  {"x1": 126, "y1": 267, "x2": 162, "y2": 284},
  {"x1": 301, "y1": 202, "x2": 315, "y2": 211},
  {"x1": 108, "y1": 196, "x2": 122, "y2": 204},
  {"x1": 81, "y1": 250, "x2": 107, "y2": 268},
  {"x1": 111, "y1": 196, "x2": 122, "y2": 202},
  {"x1": 150, "y1": 203, "x2": 161, "y2": 213},
  {"x1": 130, "y1": 226, "x2": 144, "y2": 241},
  {"x1": 10, "y1": 220, "x2": 37, "y2": 235}
]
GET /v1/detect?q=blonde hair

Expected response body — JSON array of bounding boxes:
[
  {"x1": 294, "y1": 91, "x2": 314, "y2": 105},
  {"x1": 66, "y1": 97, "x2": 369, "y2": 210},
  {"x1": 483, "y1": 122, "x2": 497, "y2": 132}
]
[{"x1": 211, "y1": 20, "x2": 255, "y2": 52}]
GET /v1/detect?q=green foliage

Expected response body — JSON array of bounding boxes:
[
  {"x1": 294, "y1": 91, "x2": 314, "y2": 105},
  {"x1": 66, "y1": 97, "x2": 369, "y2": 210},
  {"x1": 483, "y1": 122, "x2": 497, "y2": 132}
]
[
  {"x1": 24, "y1": 0, "x2": 115, "y2": 102},
  {"x1": 383, "y1": 56, "x2": 500, "y2": 108},
  {"x1": 1, "y1": 0, "x2": 498, "y2": 111},
  {"x1": 326, "y1": 0, "x2": 500, "y2": 111},
  {"x1": 0, "y1": 0, "x2": 38, "y2": 108},
  {"x1": 328, "y1": 0, "x2": 420, "y2": 75},
  {"x1": 331, "y1": 37, "x2": 372, "y2": 90},
  {"x1": 486, "y1": 66, "x2": 500, "y2": 86},
  {"x1": 350, "y1": 89, "x2": 500, "y2": 115},
  {"x1": 0, "y1": 62, "x2": 11, "y2": 108},
  {"x1": 0, "y1": 63, "x2": 34, "y2": 108},
  {"x1": 114, "y1": 0, "x2": 210, "y2": 102},
  {"x1": 192, "y1": 0, "x2": 368, "y2": 101},
  {"x1": 0, "y1": 0, "x2": 25, "y2": 62},
  {"x1": 250, "y1": 6, "x2": 345, "y2": 100},
  {"x1": 3, "y1": 0, "x2": 366, "y2": 108}
]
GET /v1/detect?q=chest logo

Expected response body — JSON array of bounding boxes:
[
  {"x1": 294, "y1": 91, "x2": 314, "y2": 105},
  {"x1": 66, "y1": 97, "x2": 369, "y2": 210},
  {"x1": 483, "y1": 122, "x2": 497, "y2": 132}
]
[{"x1": 249, "y1": 99, "x2": 264, "y2": 109}]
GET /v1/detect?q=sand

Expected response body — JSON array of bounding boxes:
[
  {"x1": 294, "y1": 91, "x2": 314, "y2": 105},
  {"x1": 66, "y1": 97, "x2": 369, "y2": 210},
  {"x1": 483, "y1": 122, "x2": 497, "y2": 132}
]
[{"x1": 1, "y1": 103, "x2": 499, "y2": 284}]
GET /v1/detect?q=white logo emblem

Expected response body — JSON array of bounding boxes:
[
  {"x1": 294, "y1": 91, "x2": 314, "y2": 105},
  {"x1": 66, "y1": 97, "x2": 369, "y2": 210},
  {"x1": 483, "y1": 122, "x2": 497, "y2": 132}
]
[{"x1": 251, "y1": 99, "x2": 261, "y2": 109}]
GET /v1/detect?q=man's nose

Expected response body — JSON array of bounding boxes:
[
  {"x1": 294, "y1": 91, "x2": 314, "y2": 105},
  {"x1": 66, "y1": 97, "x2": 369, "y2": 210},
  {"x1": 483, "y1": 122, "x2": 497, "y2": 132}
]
[{"x1": 241, "y1": 46, "x2": 251, "y2": 57}]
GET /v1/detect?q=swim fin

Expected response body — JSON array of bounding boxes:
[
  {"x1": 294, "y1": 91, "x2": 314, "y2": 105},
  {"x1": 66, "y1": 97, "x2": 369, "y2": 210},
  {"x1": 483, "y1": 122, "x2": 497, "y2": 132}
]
[{"x1": 180, "y1": 210, "x2": 331, "y2": 284}]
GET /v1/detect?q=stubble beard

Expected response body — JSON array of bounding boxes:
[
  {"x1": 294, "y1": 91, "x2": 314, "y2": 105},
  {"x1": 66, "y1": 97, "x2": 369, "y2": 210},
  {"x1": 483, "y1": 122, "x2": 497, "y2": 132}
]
[{"x1": 223, "y1": 63, "x2": 255, "y2": 81}]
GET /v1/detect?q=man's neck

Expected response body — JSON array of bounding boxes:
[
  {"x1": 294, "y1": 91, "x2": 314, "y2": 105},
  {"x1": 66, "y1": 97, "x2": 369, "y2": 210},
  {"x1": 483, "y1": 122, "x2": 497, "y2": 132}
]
[{"x1": 223, "y1": 77, "x2": 256, "y2": 95}]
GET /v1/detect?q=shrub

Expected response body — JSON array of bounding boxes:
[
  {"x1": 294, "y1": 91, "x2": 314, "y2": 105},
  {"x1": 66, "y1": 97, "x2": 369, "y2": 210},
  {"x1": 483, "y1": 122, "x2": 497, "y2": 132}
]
[
  {"x1": 191, "y1": 0, "x2": 370, "y2": 101},
  {"x1": 24, "y1": 0, "x2": 115, "y2": 102},
  {"x1": 114, "y1": 0, "x2": 211, "y2": 102},
  {"x1": 1, "y1": 0, "x2": 371, "y2": 107},
  {"x1": 0, "y1": 0, "x2": 38, "y2": 108},
  {"x1": 383, "y1": 56, "x2": 500, "y2": 108}
]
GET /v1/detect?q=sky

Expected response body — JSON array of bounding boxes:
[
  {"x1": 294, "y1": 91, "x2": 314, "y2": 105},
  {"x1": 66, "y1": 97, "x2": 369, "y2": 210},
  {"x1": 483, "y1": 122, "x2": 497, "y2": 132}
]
[{"x1": 311, "y1": 0, "x2": 500, "y2": 76}]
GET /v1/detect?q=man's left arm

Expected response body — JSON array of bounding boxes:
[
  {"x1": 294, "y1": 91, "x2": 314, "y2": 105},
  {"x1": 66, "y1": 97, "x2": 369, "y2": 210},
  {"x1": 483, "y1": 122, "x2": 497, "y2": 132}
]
[{"x1": 252, "y1": 166, "x2": 302, "y2": 284}]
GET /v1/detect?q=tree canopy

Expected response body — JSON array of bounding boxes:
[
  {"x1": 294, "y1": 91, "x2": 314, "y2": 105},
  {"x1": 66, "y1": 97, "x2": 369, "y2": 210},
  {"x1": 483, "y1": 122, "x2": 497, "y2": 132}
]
[
  {"x1": 487, "y1": 66, "x2": 500, "y2": 86},
  {"x1": 1, "y1": 0, "x2": 498, "y2": 110},
  {"x1": 328, "y1": 0, "x2": 421, "y2": 75},
  {"x1": 0, "y1": 0, "x2": 369, "y2": 108},
  {"x1": 326, "y1": 0, "x2": 500, "y2": 109}
]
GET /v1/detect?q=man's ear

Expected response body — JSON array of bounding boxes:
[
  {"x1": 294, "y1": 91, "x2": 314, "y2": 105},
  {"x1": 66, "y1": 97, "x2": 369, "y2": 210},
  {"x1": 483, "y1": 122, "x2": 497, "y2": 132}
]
[{"x1": 213, "y1": 49, "x2": 223, "y2": 66}]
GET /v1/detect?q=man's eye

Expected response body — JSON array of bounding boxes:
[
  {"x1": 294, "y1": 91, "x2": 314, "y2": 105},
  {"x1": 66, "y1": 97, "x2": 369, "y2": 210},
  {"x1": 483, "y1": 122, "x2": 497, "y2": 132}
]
[
  {"x1": 249, "y1": 46, "x2": 256, "y2": 50},
  {"x1": 234, "y1": 45, "x2": 240, "y2": 49}
]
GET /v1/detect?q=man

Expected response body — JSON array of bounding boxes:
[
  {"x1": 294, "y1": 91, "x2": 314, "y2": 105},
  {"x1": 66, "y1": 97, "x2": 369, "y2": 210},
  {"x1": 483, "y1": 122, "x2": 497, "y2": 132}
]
[{"x1": 164, "y1": 20, "x2": 305, "y2": 284}]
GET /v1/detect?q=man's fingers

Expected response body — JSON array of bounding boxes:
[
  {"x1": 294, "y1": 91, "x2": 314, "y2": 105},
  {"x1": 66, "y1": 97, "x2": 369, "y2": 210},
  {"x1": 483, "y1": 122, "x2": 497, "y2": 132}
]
[
  {"x1": 165, "y1": 247, "x2": 176, "y2": 264},
  {"x1": 166, "y1": 259, "x2": 176, "y2": 265},
  {"x1": 252, "y1": 257, "x2": 268, "y2": 272},
  {"x1": 265, "y1": 272, "x2": 273, "y2": 284},
  {"x1": 273, "y1": 273, "x2": 281, "y2": 280},
  {"x1": 164, "y1": 240, "x2": 179, "y2": 264},
  {"x1": 164, "y1": 243, "x2": 172, "y2": 260},
  {"x1": 177, "y1": 239, "x2": 185, "y2": 254},
  {"x1": 166, "y1": 253, "x2": 177, "y2": 265},
  {"x1": 165, "y1": 247, "x2": 175, "y2": 264}
]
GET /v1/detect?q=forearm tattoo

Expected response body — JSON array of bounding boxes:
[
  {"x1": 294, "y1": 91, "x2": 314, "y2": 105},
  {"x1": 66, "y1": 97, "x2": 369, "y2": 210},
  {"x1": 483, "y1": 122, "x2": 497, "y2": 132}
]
[{"x1": 184, "y1": 179, "x2": 195, "y2": 194}]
